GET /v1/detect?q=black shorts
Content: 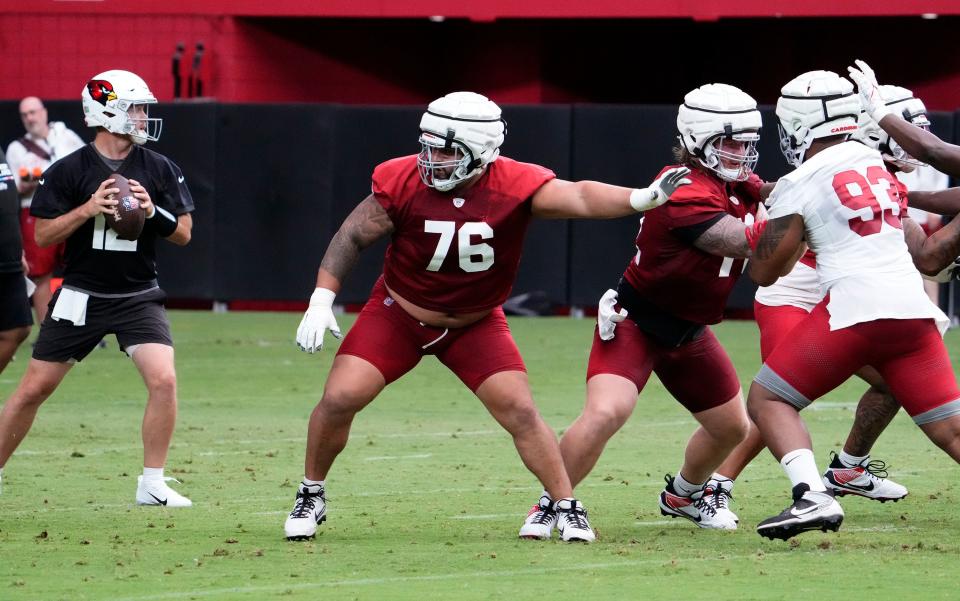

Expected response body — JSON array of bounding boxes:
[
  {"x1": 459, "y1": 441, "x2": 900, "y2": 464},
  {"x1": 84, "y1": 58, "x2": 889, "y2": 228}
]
[
  {"x1": 33, "y1": 287, "x2": 173, "y2": 363},
  {"x1": 0, "y1": 271, "x2": 33, "y2": 331}
]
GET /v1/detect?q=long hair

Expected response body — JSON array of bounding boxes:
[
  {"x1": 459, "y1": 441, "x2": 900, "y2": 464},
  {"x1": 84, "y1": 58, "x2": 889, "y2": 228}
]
[{"x1": 671, "y1": 139, "x2": 699, "y2": 168}]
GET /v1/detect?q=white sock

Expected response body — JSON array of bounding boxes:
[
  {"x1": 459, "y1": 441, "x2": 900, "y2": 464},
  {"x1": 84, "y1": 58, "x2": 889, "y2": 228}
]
[
  {"x1": 142, "y1": 467, "x2": 164, "y2": 481},
  {"x1": 302, "y1": 477, "x2": 324, "y2": 488},
  {"x1": 838, "y1": 450, "x2": 868, "y2": 468},
  {"x1": 673, "y1": 471, "x2": 704, "y2": 496},
  {"x1": 711, "y1": 472, "x2": 735, "y2": 492},
  {"x1": 780, "y1": 449, "x2": 826, "y2": 492}
]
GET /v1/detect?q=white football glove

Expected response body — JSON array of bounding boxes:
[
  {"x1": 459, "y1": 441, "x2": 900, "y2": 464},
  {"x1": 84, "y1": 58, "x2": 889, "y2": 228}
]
[
  {"x1": 847, "y1": 59, "x2": 892, "y2": 122},
  {"x1": 630, "y1": 167, "x2": 693, "y2": 212},
  {"x1": 597, "y1": 288, "x2": 628, "y2": 341},
  {"x1": 296, "y1": 287, "x2": 342, "y2": 353}
]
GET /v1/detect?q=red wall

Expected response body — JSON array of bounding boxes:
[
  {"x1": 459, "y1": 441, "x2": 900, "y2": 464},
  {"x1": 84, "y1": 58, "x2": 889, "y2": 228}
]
[
  {"x1": 0, "y1": 13, "x2": 220, "y2": 101},
  {"x1": 1, "y1": 13, "x2": 959, "y2": 110}
]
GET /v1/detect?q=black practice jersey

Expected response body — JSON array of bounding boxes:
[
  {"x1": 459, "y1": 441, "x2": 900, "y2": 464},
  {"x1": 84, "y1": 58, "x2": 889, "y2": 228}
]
[
  {"x1": 30, "y1": 144, "x2": 193, "y2": 294},
  {"x1": 0, "y1": 151, "x2": 22, "y2": 273}
]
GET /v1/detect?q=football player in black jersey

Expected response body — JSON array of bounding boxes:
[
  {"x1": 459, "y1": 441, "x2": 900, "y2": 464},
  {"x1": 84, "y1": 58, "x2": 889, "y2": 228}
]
[
  {"x1": 0, "y1": 70, "x2": 194, "y2": 505},
  {"x1": 0, "y1": 147, "x2": 32, "y2": 376}
]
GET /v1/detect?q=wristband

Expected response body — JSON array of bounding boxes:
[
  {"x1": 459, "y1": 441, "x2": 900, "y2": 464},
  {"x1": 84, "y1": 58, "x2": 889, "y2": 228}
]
[
  {"x1": 745, "y1": 220, "x2": 768, "y2": 251},
  {"x1": 150, "y1": 205, "x2": 179, "y2": 237},
  {"x1": 309, "y1": 287, "x2": 336, "y2": 307},
  {"x1": 628, "y1": 187, "x2": 657, "y2": 212}
]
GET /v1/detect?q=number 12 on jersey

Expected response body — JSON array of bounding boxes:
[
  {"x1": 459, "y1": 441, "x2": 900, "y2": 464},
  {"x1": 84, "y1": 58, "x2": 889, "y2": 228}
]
[
  {"x1": 91, "y1": 213, "x2": 137, "y2": 252},
  {"x1": 424, "y1": 220, "x2": 494, "y2": 273}
]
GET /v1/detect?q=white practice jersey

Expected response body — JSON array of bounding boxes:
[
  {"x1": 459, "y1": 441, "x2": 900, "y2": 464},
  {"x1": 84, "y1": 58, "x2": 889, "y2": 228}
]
[
  {"x1": 754, "y1": 254, "x2": 823, "y2": 312},
  {"x1": 765, "y1": 141, "x2": 947, "y2": 331}
]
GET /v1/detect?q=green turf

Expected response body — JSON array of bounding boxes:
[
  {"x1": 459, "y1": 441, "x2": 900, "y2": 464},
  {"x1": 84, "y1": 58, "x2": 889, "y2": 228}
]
[{"x1": 0, "y1": 312, "x2": 958, "y2": 600}]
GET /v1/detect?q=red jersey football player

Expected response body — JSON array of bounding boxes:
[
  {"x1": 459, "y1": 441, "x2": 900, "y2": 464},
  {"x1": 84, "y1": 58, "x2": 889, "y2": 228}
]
[
  {"x1": 520, "y1": 83, "x2": 769, "y2": 539},
  {"x1": 283, "y1": 91, "x2": 692, "y2": 543}
]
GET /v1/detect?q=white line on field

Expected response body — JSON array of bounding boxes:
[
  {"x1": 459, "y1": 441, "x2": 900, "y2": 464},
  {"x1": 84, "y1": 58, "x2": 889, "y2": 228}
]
[
  {"x1": 112, "y1": 552, "x2": 789, "y2": 601},
  {"x1": 634, "y1": 519, "x2": 682, "y2": 526},
  {"x1": 6, "y1": 481, "x2": 627, "y2": 516},
  {"x1": 364, "y1": 453, "x2": 433, "y2": 461},
  {"x1": 843, "y1": 525, "x2": 909, "y2": 532},
  {"x1": 11, "y1": 431, "x2": 501, "y2": 457},
  {"x1": 449, "y1": 513, "x2": 518, "y2": 520}
]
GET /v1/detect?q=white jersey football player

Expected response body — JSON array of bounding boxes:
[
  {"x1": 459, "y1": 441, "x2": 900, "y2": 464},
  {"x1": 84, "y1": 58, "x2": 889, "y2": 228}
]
[{"x1": 745, "y1": 70, "x2": 960, "y2": 540}]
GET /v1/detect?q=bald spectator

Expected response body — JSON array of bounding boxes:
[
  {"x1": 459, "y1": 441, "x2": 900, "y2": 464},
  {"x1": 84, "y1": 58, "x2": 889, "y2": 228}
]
[{"x1": 6, "y1": 97, "x2": 85, "y2": 322}]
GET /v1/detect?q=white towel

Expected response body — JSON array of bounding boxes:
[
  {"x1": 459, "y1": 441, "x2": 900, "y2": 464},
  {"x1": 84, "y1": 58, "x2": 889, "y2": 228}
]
[{"x1": 51, "y1": 288, "x2": 89, "y2": 326}]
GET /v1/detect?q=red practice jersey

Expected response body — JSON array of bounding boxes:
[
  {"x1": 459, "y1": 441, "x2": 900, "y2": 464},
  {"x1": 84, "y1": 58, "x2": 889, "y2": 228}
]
[
  {"x1": 622, "y1": 166, "x2": 762, "y2": 324},
  {"x1": 373, "y1": 155, "x2": 555, "y2": 313}
]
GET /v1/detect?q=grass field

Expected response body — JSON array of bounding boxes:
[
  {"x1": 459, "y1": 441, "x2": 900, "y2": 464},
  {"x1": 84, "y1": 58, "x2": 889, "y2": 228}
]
[{"x1": 0, "y1": 312, "x2": 958, "y2": 600}]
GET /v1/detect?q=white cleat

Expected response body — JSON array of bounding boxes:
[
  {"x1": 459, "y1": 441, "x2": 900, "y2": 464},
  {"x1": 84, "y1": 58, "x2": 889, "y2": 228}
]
[
  {"x1": 658, "y1": 474, "x2": 737, "y2": 530},
  {"x1": 284, "y1": 483, "x2": 327, "y2": 541},
  {"x1": 822, "y1": 452, "x2": 908, "y2": 502},
  {"x1": 136, "y1": 475, "x2": 192, "y2": 507},
  {"x1": 701, "y1": 477, "x2": 739, "y2": 528},
  {"x1": 554, "y1": 497, "x2": 596, "y2": 543},
  {"x1": 519, "y1": 494, "x2": 557, "y2": 540}
]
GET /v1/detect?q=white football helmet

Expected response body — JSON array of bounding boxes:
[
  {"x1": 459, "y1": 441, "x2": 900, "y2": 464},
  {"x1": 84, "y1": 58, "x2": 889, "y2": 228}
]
[
  {"x1": 82, "y1": 70, "x2": 162, "y2": 144},
  {"x1": 853, "y1": 84, "x2": 930, "y2": 171},
  {"x1": 677, "y1": 83, "x2": 762, "y2": 182},
  {"x1": 776, "y1": 70, "x2": 861, "y2": 168},
  {"x1": 417, "y1": 92, "x2": 506, "y2": 192}
]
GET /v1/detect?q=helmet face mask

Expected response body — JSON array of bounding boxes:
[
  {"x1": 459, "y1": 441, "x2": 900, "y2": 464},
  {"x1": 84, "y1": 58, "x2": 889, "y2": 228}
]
[
  {"x1": 417, "y1": 132, "x2": 477, "y2": 192},
  {"x1": 417, "y1": 92, "x2": 505, "y2": 192},
  {"x1": 82, "y1": 70, "x2": 162, "y2": 144},
  {"x1": 702, "y1": 132, "x2": 760, "y2": 182},
  {"x1": 677, "y1": 83, "x2": 763, "y2": 182},
  {"x1": 777, "y1": 121, "x2": 812, "y2": 169}
]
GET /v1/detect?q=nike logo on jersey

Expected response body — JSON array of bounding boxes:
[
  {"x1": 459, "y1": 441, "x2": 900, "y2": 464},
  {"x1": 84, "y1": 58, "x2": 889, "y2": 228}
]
[
  {"x1": 178, "y1": 176, "x2": 185, "y2": 183},
  {"x1": 453, "y1": 197, "x2": 465, "y2": 208},
  {"x1": 38, "y1": 178, "x2": 44, "y2": 185},
  {"x1": 147, "y1": 492, "x2": 168, "y2": 505}
]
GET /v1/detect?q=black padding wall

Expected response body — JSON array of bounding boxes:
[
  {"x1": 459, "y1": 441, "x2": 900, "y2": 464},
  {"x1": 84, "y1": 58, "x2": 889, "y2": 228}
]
[{"x1": 0, "y1": 100, "x2": 956, "y2": 311}]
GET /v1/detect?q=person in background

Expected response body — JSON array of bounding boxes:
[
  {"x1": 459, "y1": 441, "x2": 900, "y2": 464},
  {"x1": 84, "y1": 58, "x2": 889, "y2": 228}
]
[{"x1": 6, "y1": 97, "x2": 85, "y2": 323}]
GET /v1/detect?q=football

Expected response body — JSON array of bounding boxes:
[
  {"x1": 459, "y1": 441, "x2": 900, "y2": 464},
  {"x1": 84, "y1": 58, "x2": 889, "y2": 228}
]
[{"x1": 104, "y1": 172, "x2": 145, "y2": 241}]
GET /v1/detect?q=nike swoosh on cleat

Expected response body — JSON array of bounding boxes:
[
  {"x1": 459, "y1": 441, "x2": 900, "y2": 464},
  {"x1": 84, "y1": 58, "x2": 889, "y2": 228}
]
[
  {"x1": 789, "y1": 504, "x2": 821, "y2": 517},
  {"x1": 147, "y1": 492, "x2": 168, "y2": 505}
]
